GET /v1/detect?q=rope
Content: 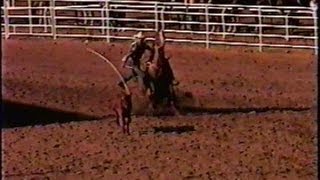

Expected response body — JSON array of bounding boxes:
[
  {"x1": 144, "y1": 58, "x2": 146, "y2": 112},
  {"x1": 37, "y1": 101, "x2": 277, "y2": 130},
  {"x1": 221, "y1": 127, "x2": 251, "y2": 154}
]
[{"x1": 86, "y1": 47, "x2": 131, "y2": 95}]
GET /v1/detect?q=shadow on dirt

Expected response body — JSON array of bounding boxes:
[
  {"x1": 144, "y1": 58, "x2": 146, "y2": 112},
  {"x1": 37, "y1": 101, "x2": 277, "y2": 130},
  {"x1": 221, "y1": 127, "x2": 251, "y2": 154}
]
[
  {"x1": 153, "y1": 125, "x2": 195, "y2": 134},
  {"x1": 1, "y1": 99, "x2": 312, "y2": 129},
  {"x1": 1, "y1": 100, "x2": 101, "y2": 129},
  {"x1": 178, "y1": 106, "x2": 311, "y2": 116}
]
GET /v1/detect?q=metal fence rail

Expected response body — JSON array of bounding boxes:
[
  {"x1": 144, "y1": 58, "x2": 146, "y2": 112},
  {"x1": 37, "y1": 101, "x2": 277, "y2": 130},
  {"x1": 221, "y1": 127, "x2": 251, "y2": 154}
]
[{"x1": 1, "y1": 0, "x2": 318, "y2": 54}]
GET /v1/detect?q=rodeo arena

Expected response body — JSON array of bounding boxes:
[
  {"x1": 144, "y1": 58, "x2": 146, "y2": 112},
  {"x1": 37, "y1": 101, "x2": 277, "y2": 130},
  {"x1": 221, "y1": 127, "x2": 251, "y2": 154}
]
[{"x1": 1, "y1": 0, "x2": 318, "y2": 179}]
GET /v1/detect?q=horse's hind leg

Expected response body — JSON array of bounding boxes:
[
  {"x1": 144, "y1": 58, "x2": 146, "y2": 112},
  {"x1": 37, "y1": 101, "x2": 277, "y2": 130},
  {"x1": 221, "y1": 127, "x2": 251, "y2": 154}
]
[
  {"x1": 168, "y1": 85, "x2": 180, "y2": 115},
  {"x1": 118, "y1": 112, "x2": 125, "y2": 133},
  {"x1": 126, "y1": 117, "x2": 131, "y2": 135},
  {"x1": 147, "y1": 96, "x2": 157, "y2": 114},
  {"x1": 122, "y1": 117, "x2": 126, "y2": 134},
  {"x1": 168, "y1": 85, "x2": 177, "y2": 106},
  {"x1": 114, "y1": 111, "x2": 119, "y2": 126},
  {"x1": 149, "y1": 92, "x2": 158, "y2": 109},
  {"x1": 148, "y1": 97, "x2": 157, "y2": 111},
  {"x1": 149, "y1": 81, "x2": 156, "y2": 96}
]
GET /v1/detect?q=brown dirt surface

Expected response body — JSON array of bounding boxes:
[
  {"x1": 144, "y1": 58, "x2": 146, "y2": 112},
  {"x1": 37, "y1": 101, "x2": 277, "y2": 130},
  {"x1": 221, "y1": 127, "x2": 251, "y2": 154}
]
[{"x1": 1, "y1": 38, "x2": 317, "y2": 179}]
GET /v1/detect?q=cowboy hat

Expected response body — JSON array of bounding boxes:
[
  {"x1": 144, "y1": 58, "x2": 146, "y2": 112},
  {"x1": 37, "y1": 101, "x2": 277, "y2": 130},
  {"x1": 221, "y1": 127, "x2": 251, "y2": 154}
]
[{"x1": 133, "y1": 31, "x2": 145, "y2": 39}]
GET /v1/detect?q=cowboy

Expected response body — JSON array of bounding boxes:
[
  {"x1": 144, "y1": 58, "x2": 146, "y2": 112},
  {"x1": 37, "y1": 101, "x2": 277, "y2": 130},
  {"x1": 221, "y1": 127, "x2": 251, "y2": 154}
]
[{"x1": 118, "y1": 32, "x2": 154, "y2": 90}]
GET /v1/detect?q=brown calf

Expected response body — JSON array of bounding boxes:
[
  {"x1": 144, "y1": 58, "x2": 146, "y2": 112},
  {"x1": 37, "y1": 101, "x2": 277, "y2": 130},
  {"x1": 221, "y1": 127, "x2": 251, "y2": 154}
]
[
  {"x1": 112, "y1": 91, "x2": 133, "y2": 135},
  {"x1": 86, "y1": 47, "x2": 133, "y2": 135}
]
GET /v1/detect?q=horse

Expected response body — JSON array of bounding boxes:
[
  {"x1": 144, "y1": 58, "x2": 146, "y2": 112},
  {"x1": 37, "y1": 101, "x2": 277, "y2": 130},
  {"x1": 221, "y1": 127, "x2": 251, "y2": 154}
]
[{"x1": 143, "y1": 30, "x2": 178, "y2": 111}]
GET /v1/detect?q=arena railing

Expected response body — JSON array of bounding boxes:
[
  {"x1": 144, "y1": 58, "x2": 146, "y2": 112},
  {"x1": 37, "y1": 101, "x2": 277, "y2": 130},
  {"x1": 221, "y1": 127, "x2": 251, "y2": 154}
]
[{"x1": 1, "y1": 0, "x2": 318, "y2": 54}]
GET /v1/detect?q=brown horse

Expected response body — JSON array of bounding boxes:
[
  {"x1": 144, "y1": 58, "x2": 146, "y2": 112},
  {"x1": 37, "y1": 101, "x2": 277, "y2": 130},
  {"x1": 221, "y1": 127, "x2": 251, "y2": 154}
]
[{"x1": 143, "y1": 30, "x2": 178, "y2": 111}]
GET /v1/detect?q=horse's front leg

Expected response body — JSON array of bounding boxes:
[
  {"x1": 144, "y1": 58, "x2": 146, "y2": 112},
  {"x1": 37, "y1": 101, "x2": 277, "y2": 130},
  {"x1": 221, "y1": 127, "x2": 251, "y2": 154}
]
[
  {"x1": 168, "y1": 84, "x2": 179, "y2": 111},
  {"x1": 148, "y1": 91, "x2": 157, "y2": 109},
  {"x1": 120, "y1": 115, "x2": 126, "y2": 134},
  {"x1": 170, "y1": 88, "x2": 177, "y2": 107},
  {"x1": 118, "y1": 112, "x2": 125, "y2": 134},
  {"x1": 126, "y1": 116, "x2": 131, "y2": 135},
  {"x1": 148, "y1": 79, "x2": 156, "y2": 96},
  {"x1": 146, "y1": 100, "x2": 156, "y2": 115},
  {"x1": 114, "y1": 109, "x2": 120, "y2": 126}
]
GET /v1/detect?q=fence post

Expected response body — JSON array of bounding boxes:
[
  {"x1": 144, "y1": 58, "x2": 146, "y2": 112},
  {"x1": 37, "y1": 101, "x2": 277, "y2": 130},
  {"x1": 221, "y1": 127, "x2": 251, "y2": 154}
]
[
  {"x1": 44, "y1": 7, "x2": 48, "y2": 33},
  {"x1": 312, "y1": 6, "x2": 318, "y2": 55},
  {"x1": 101, "y1": 3, "x2": 105, "y2": 34},
  {"x1": 105, "y1": 0, "x2": 110, "y2": 43},
  {"x1": 285, "y1": 14, "x2": 289, "y2": 41},
  {"x1": 221, "y1": 7, "x2": 226, "y2": 39},
  {"x1": 258, "y1": 7, "x2": 263, "y2": 52},
  {"x1": 27, "y1": 0, "x2": 32, "y2": 34},
  {"x1": 205, "y1": 5, "x2": 209, "y2": 48},
  {"x1": 4, "y1": 0, "x2": 10, "y2": 39},
  {"x1": 154, "y1": 2, "x2": 159, "y2": 31},
  {"x1": 50, "y1": 0, "x2": 56, "y2": 39},
  {"x1": 161, "y1": 6, "x2": 165, "y2": 31}
]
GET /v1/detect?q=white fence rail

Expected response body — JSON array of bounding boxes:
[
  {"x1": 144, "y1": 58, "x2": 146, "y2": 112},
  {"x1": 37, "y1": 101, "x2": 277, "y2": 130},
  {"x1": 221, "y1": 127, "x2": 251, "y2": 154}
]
[{"x1": 1, "y1": 0, "x2": 318, "y2": 54}]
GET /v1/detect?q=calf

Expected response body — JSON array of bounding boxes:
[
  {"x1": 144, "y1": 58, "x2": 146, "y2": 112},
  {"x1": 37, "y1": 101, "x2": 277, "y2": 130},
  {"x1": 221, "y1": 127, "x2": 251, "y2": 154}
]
[{"x1": 112, "y1": 91, "x2": 132, "y2": 135}]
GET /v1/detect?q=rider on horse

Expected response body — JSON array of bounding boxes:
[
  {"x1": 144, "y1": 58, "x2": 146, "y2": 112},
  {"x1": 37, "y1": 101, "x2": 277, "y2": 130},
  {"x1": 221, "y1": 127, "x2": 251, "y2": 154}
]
[
  {"x1": 151, "y1": 30, "x2": 179, "y2": 86},
  {"x1": 118, "y1": 32, "x2": 155, "y2": 91}
]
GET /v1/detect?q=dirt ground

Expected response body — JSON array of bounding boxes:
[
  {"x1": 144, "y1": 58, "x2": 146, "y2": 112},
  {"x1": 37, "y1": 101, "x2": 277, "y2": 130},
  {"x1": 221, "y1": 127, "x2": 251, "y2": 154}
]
[{"x1": 1, "y1": 38, "x2": 317, "y2": 179}]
